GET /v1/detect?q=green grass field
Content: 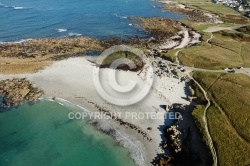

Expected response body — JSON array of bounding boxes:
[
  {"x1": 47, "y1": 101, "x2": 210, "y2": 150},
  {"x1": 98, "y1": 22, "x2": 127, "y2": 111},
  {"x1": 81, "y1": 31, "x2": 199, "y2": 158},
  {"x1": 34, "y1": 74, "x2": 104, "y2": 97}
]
[
  {"x1": 160, "y1": 1, "x2": 250, "y2": 165},
  {"x1": 176, "y1": 0, "x2": 240, "y2": 15},
  {"x1": 99, "y1": 51, "x2": 144, "y2": 71},
  {"x1": 177, "y1": 31, "x2": 250, "y2": 69},
  {"x1": 192, "y1": 71, "x2": 250, "y2": 165}
]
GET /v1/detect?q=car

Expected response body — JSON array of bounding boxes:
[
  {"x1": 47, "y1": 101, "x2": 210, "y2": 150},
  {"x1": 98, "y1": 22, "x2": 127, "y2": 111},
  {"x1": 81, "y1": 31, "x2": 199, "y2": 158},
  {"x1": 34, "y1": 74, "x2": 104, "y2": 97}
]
[
  {"x1": 180, "y1": 68, "x2": 186, "y2": 72},
  {"x1": 228, "y1": 70, "x2": 235, "y2": 73}
]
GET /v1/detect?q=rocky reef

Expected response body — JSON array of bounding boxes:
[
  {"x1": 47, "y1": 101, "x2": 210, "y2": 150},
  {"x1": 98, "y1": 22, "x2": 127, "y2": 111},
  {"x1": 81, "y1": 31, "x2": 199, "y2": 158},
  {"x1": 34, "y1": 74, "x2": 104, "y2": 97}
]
[
  {"x1": 0, "y1": 37, "x2": 104, "y2": 74},
  {"x1": 0, "y1": 78, "x2": 43, "y2": 107},
  {"x1": 160, "y1": 2, "x2": 221, "y2": 23},
  {"x1": 134, "y1": 17, "x2": 182, "y2": 41},
  {"x1": 0, "y1": 37, "x2": 104, "y2": 60}
]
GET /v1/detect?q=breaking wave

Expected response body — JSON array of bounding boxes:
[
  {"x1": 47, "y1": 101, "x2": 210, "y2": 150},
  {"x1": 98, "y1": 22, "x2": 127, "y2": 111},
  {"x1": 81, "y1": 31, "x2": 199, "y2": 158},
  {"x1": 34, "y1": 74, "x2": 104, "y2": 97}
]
[
  {"x1": 113, "y1": 13, "x2": 128, "y2": 19},
  {"x1": 56, "y1": 28, "x2": 67, "y2": 32},
  {"x1": 0, "y1": 3, "x2": 29, "y2": 10},
  {"x1": 39, "y1": 97, "x2": 146, "y2": 166},
  {"x1": 68, "y1": 32, "x2": 82, "y2": 37},
  {"x1": 0, "y1": 38, "x2": 33, "y2": 44}
]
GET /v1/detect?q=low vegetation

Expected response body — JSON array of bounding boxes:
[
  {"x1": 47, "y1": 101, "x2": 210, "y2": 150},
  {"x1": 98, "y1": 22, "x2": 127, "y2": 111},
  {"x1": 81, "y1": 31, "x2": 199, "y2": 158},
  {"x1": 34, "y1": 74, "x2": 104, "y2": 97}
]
[
  {"x1": 191, "y1": 105, "x2": 208, "y2": 144},
  {"x1": 236, "y1": 25, "x2": 250, "y2": 35},
  {"x1": 207, "y1": 106, "x2": 250, "y2": 166},
  {"x1": 192, "y1": 71, "x2": 250, "y2": 165},
  {"x1": 177, "y1": 30, "x2": 250, "y2": 69},
  {"x1": 174, "y1": 0, "x2": 240, "y2": 15},
  {"x1": 220, "y1": 14, "x2": 249, "y2": 24},
  {"x1": 97, "y1": 51, "x2": 144, "y2": 71}
]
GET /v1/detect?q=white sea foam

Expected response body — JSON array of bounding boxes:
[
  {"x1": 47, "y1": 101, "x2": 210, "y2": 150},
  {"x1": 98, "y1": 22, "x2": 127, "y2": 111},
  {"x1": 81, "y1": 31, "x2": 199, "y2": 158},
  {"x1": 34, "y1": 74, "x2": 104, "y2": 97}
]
[
  {"x1": 38, "y1": 97, "x2": 146, "y2": 166},
  {"x1": 113, "y1": 13, "x2": 128, "y2": 19},
  {"x1": 13, "y1": 6, "x2": 26, "y2": 10},
  {"x1": 58, "y1": 102, "x2": 64, "y2": 106},
  {"x1": 0, "y1": 38, "x2": 33, "y2": 44},
  {"x1": 93, "y1": 118, "x2": 146, "y2": 166},
  {"x1": 57, "y1": 28, "x2": 67, "y2": 32},
  {"x1": 68, "y1": 33, "x2": 82, "y2": 37},
  {"x1": 0, "y1": 3, "x2": 28, "y2": 10}
]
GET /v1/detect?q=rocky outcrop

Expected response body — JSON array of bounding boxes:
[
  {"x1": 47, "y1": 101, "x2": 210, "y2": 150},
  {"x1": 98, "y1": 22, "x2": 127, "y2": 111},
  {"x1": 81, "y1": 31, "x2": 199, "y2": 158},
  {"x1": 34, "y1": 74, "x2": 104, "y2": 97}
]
[
  {"x1": 151, "y1": 57, "x2": 186, "y2": 80},
  {"x1": 152, "y1": 124, "x2": 182, "y2": 166},
  {"x1": 0, "y1": 37, "x2": 104, "y2": 60},
  {"x1": 134, "y1": 17, "x2": 182, "y2": 41},
  {"x1": 165, "y1": 125, "x2": 182, "y2": 154},
  {"x1": 152, "y1": 155, "x2": 174, "y2": 166},
  {"x1": 0, "y1": 37, "x2": 105, "y2": 74},
  {"x1": 0, "y1": 78, "x2": 43, "y2": 107},
  {"x1": 161, "y1": 3, "x2": 221, "y2": 23}
]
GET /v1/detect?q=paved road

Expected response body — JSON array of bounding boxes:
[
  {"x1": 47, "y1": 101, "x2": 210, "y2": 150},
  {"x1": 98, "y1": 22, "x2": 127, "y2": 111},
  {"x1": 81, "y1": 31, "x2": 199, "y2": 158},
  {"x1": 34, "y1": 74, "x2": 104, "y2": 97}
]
[
  {"x1": 203, "y1": 23, "x2": 250, "y2": 33},
  {"x1": 185, "y1": 66, "x2": 250, "y2": 76}
]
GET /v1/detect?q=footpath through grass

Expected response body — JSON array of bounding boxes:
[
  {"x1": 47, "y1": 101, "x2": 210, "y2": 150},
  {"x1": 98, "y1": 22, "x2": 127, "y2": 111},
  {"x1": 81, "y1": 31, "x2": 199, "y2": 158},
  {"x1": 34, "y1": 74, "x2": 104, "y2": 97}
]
[
  {"x1": 192, "y1": 71, "x2": 250, "y2": 165},
  {"x1": 177, "y1": 27, "x2": 250, "y2": 69}
]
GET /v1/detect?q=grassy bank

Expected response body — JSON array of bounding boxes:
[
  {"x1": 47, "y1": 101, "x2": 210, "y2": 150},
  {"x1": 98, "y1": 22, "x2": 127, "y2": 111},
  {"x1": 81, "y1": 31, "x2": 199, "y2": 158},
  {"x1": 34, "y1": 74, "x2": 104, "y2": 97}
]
[
  {"x1": 159, "y1": 0, "x2": 250, "y2": 70},
  {"x1": 192, "y1": 71, "x2": 250, "y2": 165},
  {"x1": 97, "y1": 51, "x2": 144, "y2": 71},
  {"x1": 176, "y1": 27, "x2": 250, "y2": 69},
  {"x1": 175, "y1": 0, "x2": 240, "y2": 15}
]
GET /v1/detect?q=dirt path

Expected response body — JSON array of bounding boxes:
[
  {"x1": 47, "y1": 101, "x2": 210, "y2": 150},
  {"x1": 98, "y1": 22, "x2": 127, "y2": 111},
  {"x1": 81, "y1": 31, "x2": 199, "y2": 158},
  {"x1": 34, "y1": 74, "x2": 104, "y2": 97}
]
[
  {"x1": 203, "y1": 24, "x2": 250, "y2": 33},
  {"x1": 187, "y1": 73, "x2": 218, "y2": 166},
  {"x1": 203, "y1": 26, "x2": 231, "y2": 33},
  {"x1": 172, "y1": 50, "x2": 218, "y2": 166},
  {"x1": 206, "y1": 32, "x2": 214, "y2": 44},
  {"x1": 175, "y1": 29, "x2": 190, "y2": 49},
  {"x1": 164, "y1": 24, "x2": 250, "y2": 166}
]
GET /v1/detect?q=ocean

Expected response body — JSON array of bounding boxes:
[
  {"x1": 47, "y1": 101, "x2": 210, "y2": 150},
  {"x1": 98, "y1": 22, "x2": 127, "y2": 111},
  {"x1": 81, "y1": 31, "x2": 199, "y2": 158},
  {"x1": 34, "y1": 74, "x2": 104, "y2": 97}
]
[
  {"x1": 0, "y1": 100, "x2": 137, "y2": 166},
  {"x1": 0, "y1": 0, "x2": 183, "y2": 42},
  {"x1": 0, "y1": 0, "x2": 182, "y2": 165}
]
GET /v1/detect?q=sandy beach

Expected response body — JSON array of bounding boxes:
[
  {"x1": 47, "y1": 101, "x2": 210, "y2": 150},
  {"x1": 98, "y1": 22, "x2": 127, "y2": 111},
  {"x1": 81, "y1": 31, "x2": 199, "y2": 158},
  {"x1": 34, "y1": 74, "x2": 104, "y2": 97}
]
[{"x1": 0, "y1": 56, "x2": 190, "y2": 165}]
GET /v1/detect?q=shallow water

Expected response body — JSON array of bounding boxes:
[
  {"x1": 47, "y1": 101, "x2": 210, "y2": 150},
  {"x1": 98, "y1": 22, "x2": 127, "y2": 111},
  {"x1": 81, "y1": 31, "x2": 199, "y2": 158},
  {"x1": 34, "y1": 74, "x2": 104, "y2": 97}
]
[
  {"x1": 0, "y1": 0, "x2": 183, "y2": 42},
  {"x1": 0, "y1": 101, "x2": 136, "y2": 166}
]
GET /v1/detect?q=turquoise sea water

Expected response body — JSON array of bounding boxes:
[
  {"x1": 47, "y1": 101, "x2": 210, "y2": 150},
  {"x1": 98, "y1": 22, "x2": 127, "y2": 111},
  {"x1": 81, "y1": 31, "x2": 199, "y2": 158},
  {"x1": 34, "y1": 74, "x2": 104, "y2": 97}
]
[
  {"x1": 0, "y1": 0, "x2": 183, "y2": 42},
  {"x1": 0, "y1": 1, "x2": 182, "y2": 165},
  {"x1": 0, "y1": 101, "x2": 136, "y2": 166}
]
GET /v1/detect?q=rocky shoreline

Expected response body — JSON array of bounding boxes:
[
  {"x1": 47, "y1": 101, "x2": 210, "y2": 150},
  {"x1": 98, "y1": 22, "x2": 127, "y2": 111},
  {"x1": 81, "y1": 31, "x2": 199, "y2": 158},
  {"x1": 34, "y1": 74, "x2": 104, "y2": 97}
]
[
  {"x1": 159, "y1": 0, "x2": 223, "y2": 23},
  {"x1": 0, "y1": 78, "x2": 43, "y2": 107},
  {"x1": 0, "y1": 2, "x2": 214, "y2": 165},
  {"x1": 0, "y1": 37, "x2": 104, "y2": 74},
  {"x1": 0, "y1": 37, "x2": 103, "y2": 60}
]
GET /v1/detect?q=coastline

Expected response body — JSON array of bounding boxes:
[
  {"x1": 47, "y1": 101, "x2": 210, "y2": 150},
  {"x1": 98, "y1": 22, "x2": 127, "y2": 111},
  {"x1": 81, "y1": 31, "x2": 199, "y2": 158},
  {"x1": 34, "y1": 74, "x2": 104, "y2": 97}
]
[
  {"x1": 0, "y1": 56, "x2": 190, "y2": 165},
  {"x1": 1, "y1": 0, "x2": 245, "y2": 165},
  {"x1": 0, "y1": 5, "x2": 208, "y2": 164},
  {"x1": 39, "y1": 97, "x2": 147, "y2": 166}
]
